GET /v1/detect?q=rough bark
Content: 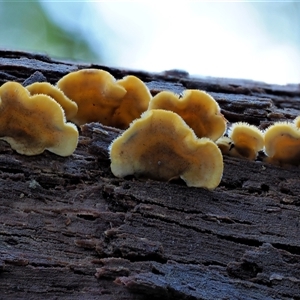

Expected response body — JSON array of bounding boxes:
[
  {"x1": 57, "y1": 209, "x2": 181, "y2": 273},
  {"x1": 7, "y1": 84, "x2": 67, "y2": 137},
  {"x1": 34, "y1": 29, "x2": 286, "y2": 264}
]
[{"x1": 0, "y1": 49, "x2": 300, "y2": 299}]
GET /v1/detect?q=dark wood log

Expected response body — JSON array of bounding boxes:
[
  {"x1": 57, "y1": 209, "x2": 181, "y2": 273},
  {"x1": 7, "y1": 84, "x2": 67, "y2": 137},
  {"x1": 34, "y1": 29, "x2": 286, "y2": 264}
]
[{"x1": 0, "y1": 49, "x2": 300, "y2": 299}]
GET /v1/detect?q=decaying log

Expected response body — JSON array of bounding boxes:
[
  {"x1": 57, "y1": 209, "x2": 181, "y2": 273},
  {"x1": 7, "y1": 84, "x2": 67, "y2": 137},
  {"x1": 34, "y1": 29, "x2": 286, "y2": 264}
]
[{"x1": 0, "y1": 49, "x2": 300, "y2": 299}]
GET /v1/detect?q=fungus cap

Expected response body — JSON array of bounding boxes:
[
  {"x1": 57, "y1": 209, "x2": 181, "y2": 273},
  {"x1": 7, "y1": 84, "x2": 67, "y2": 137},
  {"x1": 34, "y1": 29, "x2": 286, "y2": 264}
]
[
  {"x1": 0, "y1": 82, "x2": 78, "y2": 156},
  {"x1": 148, "y1": 90, "x2": 226, "y2": 141},
  {"x1": 26, "y1": 82, "x2": 78, "y2": 120},
  {"x1": 264, "y1": 122, "x2": 300, "y2": 165},
  {"x1": 225, "y1": 122, "x2": 264, "y2": 160},
  {"x1": 57, "y1": 69, "x2": 127, "y2": 126},
  {"x1": 109, "y1": 109, "x2": 223, "y2": 190},
  {"x1": 111, "y1": 75, "x2": 152, "y2": 129}
]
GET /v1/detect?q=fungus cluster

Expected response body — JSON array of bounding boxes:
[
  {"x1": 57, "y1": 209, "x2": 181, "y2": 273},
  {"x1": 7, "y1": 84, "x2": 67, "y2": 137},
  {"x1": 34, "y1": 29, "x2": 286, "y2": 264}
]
[
  {"x1": 0, "y1": 82, "x2": 78, "y2": 156},
  {"x1": 216, "y1": 116, "x2": 300, "y2": 166},
  {"x1": 1, "y1": 67, "x2": 299, "y2": 190}
]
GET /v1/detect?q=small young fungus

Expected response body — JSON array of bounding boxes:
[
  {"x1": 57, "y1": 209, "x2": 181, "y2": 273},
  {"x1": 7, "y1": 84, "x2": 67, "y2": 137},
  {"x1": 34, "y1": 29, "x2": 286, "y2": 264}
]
[
  {"x1": 216, "y1": 122, "x2": 264, "y2": 160},
  {"x1": 215, "y1": 136, "x2": 233, "y2": 155},
  {"x1": 109, "y1": 109, "x2": 223, "y2": 190},
  {"x1": 264, "y1": 122, "x2": 300, "y2": 165},
  {"x1": 57, "y1": 69, "x2": 127, "y2": 126},
  {"x1": 148, "y1": 90, "x2": 226, "y2": 141},
  {"x1": 0, "y1": 82, "x2": 78, "y2": 156},
  {"x1": 26, "y1": 82, "x2": 78, "y2": 120}
]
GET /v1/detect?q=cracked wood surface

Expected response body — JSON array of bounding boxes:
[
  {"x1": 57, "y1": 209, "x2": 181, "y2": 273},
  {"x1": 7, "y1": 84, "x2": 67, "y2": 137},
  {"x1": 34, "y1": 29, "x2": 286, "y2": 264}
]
[{"x1": 0, "y1": 50, "x2": 300, "y2": 299}]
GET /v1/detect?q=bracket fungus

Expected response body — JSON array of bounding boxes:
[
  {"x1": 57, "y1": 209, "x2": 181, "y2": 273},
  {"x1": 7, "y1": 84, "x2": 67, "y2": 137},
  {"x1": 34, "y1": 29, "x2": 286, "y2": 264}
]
[
  {"x1": 148, "y1": 90, "x2": 226, "y2": 141},
  {"x1": 264, "y1": 121, "x2": 300, "y2": 165},
  {"x1": 0, "y1": 82, "x2": 78, "y2": 156},
  {"x1": 216, "y1": 122, "x2": 264, "y2": 160},
  {"x1": 57, "y1": 69, "x2": 127, "y2": 126},
  {"x1": 111, "y1": 75, "x2": 152, "y2": 129},
  {"x1": 109, "y1": 109, "x2": 223, "y2": 190},
  {"x1": 26, "y1": 82, "x2": 78, "y2": 120}
]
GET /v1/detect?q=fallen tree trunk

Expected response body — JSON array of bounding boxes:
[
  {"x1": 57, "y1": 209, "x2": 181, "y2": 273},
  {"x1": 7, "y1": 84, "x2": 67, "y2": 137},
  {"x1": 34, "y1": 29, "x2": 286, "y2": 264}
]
[{"x1": 0, "y1": 49, "x2": 300, "y2": 299}]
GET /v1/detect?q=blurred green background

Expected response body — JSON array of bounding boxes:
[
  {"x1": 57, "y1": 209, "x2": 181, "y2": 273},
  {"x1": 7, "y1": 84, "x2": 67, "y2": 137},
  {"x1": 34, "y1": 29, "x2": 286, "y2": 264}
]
[{"x1": 0, "y1": 1, "x2": 101, "y2": 63}]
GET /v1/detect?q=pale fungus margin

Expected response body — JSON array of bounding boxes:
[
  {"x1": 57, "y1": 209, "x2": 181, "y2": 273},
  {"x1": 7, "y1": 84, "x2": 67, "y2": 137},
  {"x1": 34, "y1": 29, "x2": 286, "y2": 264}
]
[
  {"x1": 26, "y1": 82, "x2": 78, "y2": 121},
  {"x1": 57, "y1": 69, "x2": 127, "y2": 126},
  {"x1": 216, "y1": 122, "x2": 264, "y2": 160},
  {"x1": 0, "y1": 82, "x2": 78, "y2": 156},
  {"x1": 264, "y1": 121, "x2": 300, "y2": 166},
  {"x1": 148, "y1": 89, "x2": 227, "y2": 141},
  {"x1": 109, "y1": 109, "x2": 224, "y2": 190}
]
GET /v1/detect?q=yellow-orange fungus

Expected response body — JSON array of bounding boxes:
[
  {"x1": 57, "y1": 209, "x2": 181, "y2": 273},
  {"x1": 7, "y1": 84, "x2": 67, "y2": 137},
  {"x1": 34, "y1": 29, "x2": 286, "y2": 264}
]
[
  {"x1": 148, "y1": 90, "x2": 226, "y2": 141},
  {"x1": 112, "y1": 75, "x2": 152, "y2": 129},
  {"x1": 264, "y1": 122, "x2": 300, "y2": 165},
  {"x1": 226, "y1": 122, "x2": 264, "y2": 160},
  {"x1": 26, "y1": 82, "x2": 78, "y2": 120},
  {"x1": 57, "y1": 69, "x2": 127, "y2": 126},
  {"x1": 109, "y1": 109, "x2": 223, "y2": 190},
  {"x1": 0, "y1": 82, "x2": 78, "y2": 156}
]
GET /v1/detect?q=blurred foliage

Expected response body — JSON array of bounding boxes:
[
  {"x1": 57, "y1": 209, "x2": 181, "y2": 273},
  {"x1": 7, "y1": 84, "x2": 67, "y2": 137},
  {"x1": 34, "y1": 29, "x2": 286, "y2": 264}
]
[{"x1": 0, "y1": 1, "x2": 101, "y2": 62}]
